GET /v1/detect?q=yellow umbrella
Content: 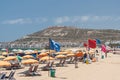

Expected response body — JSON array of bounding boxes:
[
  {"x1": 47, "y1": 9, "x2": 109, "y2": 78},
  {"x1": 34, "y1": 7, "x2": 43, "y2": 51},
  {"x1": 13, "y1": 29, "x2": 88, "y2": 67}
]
[
  {"x1": 16, "y1": 49, "x2": 23, "y2": 54},
  {"x1": 66, "y1": 53, "x2": 75, "y2": 57},
  {"x1": 0, "y1": 61, "x2": 11, "y2": 67},
  {"x1": 55, "y1": 52, "x2": 68, "y2": 55},
  {"x1": 55, "y1": 52, "x2": 62, "y2": 55},
  {"x1": 46, "y1": 50, "x2": 56, "y2": 54},
  {"x1": 55, "y1": 55, "x2": 66, "y2": 59},
  {"x1": 38, "y1": 52, "x2": 48, "y2": 58},
  {"x1": 21, "y1": 59, "x2": 39, "y2": 65},
  {"x1": 2, "y1": 52, "x2": 8, "y2": 55},
  {"x1": 25, "y1": 52, "x2": 33, "y2": 55},
  {"x1": 22, "y1": 55, "x2": 34, "y2": 59},
  {"x1": 16, "y1": 52, "x2": 23, "y2": 54},
  {"x1": 40, "y1": 56, "x2": 54, "y2": 61},
  {"x1": 0, "y1": 56, "x2": 5, "y2": 59},
  {"x1": 3, "y1": 56, "x2": 17, "y2": 61},
  {"x1": 63, "y1": 49, "x2": 72, "y2": 52},
  {"x1": 33, "y1": 50, "x2": 38, "y2": 53}
]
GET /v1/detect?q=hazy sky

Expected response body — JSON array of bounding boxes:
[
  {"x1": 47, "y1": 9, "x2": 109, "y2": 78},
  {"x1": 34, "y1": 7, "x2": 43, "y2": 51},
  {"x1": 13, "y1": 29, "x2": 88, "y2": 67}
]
[{"x1": 0, "y1": 0, "x2": 120, "y2": 42}]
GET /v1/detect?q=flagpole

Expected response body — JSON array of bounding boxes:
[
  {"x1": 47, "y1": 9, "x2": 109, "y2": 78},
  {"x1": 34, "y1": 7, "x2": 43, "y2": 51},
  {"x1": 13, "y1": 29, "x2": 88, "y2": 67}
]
[
  {"x1": 48, "y1": 38, "x2": 50, "y2": 77},
  {"x1": 48, "y1": 38, "x2": 60, "y2": 77},
  {"x1": 86, "y1": 30, "x2": 89, "y2": 64}
]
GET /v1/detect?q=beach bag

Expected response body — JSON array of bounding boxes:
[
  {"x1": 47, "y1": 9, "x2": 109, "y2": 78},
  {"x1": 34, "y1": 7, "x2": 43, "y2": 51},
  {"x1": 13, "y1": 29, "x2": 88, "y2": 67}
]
[
  {"x1": 86, "y1": 59, "x2": 89, "y2": 64},
  {"x1": 101, "y1": 55, "x2": 104, "y2": 59}
]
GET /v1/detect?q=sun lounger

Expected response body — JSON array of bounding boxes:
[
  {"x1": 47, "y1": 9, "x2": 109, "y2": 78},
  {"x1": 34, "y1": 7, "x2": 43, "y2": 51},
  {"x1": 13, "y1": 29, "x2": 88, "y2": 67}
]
[
  {"x1": 41, "y1": 61, "x2": 54, "y2": 71},
  {"x1": 32, "y1": 65, "x2": 41, "y2": 76},
  {"x1": 25, "y1": 65, "x2": 34, "y2": 76},
  {"x1": 18, "y1": 65, "x2": 34, "y2": 76},
  {"x1": 56, "y1": 58, "x2": 67, "y2": 67},
  {"x1": 5, "y1": 71, "x2": 16, "y2": 80},
  {"x1": 61, "y1": 58, "x2": 67, "y2": 67},
  {"x1": 0, "y1": 72, "x2": 6, "y2": 80},
  {"x1": 66, "y1": 57, "x2": 74, "y2": 64},
  {"x1": 5, "y1": 71, "x2": 13, "y2": 78},
  {"x1": 19, "y1": 65, "x2": 41, "y2": 76}
]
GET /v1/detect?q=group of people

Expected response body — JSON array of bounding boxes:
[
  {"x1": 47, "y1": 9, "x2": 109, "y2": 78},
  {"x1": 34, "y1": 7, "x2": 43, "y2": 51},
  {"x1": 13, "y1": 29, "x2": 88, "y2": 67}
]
[{"x1": 74, "y1": 49, "x2": 100, "y2": 66}]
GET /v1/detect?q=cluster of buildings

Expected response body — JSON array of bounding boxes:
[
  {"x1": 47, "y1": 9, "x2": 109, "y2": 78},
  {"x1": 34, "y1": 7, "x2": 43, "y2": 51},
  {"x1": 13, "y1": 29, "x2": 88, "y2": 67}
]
[{"x1": 0, "y1": 41, "x2": 81, "y2": 49}]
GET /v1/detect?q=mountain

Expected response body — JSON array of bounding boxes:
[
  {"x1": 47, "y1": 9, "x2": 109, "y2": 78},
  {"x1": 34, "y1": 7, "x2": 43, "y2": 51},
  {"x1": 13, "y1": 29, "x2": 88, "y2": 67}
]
[
  {"x1": 14, "y1": 26, "x2": 120, "y2": 42},
  {"x1": 9, "y1": 26, "x2": 120, "y2": 48}
]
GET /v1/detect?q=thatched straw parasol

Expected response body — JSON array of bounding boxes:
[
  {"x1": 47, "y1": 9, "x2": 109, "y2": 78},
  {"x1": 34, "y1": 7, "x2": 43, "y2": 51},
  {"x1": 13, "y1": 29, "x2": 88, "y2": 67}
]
[
  {"x1": 66, "y1": 53, "x2": 75, "y2": 57},
  {"x1": 22, "y1": 55, "x2": 34, "y2": 59},
  {"x1": 0, "y1": 61, "x2": 11, "y2": 67},
  {"x1": 55, "y1": 55, "x2": 67, "y2": 59},
  {"x1": 21, "y1": 59, "x2": 38, "y2": 65},
  {"x1": 3, "y1": 56, "x2": 17, "y2": 61},
  {"x1": 38, "y1": 52, "x2": 48, "y2": 58},
  {"x1": 40, "y1": 56, "x2": 54, "y2": 61}
]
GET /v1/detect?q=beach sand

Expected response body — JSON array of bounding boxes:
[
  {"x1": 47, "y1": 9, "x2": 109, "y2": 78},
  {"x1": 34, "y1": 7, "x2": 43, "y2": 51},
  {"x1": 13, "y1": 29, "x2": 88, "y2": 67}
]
[{"x1": 1, "y1": 53, "x2": 120, "y2": 80}]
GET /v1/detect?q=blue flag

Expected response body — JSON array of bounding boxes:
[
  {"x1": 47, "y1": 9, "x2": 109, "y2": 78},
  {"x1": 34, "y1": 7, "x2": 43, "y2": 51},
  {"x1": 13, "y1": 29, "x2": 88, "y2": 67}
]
[
  {"x1": 96, "y1": 39, "x2": 101, "y2": 44},
  {"x1": 49, "y1": 38, "x2": 61, "y2": 52}
]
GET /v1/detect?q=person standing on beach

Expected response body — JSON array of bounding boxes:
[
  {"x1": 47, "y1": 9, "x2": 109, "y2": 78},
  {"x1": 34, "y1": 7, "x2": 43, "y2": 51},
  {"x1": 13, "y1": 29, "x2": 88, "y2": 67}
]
[
  {"x1": 105, "y1": 51, "x2": 108, "y2": 58},
  {"x1": 74, "y1": 56, "x2": 78, "y2": 68},
  {"x1": 83, "y1": 52, "x2": 87, "y2": 63},
  {"x1": 95, "y1": 49, "x2": 99, "y2": 61}
]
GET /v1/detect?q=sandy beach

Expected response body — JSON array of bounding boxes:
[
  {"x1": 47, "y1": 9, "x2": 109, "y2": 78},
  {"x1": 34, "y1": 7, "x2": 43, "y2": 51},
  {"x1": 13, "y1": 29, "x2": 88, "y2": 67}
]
[
  {"x1": 1, "y1": 52, "x2": 120, "y2": 80},
  {"x1": 1, "y1": 1, "x2": 120, "y2": 80}
]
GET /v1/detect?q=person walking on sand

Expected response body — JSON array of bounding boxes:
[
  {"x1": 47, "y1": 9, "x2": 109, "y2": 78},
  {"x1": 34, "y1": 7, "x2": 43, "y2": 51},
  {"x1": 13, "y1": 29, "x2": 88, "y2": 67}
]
[
  {"x1": 74, "y1": 56, "x2": 78, "y2": 68},
  {"x1": 83, "y1": 52, "x2": 87, "y2": 63}
]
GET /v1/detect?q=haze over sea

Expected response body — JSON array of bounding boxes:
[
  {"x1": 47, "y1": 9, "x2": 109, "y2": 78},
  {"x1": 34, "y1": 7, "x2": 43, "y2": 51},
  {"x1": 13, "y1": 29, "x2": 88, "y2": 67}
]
[{"x1": 0, "y1": 0, "x2": 120, "y2": 42}]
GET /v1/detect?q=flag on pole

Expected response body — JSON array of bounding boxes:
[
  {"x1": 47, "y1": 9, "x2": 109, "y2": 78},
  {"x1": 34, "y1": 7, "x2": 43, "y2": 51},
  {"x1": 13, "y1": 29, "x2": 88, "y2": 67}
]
[
  {"x1": 88, "y1": 39, "x2": 96, "y2": 48},
  {"x1": 101, "y1": 44, "x2": 107, "y2": 53},
  {"x1": 6, "y1": 48, "x2": 9, "y2": 53},
  {"x1": 83, "y1": 42, "x2": 88, "y2": 47},
  {"x1": 49, "y1": 38, "x2": 61, "y2": 52},
  {"x1": 96, "y1": 39, "x2": 101, "y2": 44}
]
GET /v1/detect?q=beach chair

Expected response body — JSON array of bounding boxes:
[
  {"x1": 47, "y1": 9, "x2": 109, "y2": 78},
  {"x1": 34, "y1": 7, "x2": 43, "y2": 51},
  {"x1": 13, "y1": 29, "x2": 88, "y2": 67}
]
[
  {"x1": 19, "y1": 65, "x2": 37, "y2": 76},
  {"x1": 5, "y1": 71, "x2": 13, "y2": 78},
  {"x1": 56, "y1": 58, "x2": 67, "y2": 67},
  {"x1": 61, "y1": 58, "x2": 67, "y2": 67},
  {"x1": 56, "y1": 58, "x2": 63, "y2": 67},
  {"x1": 33, "y1": 65, "x2": 39, "y2": 72},
  {"x1": 0, "y1": 72, "x2": 6, "y2": 80},
  {"x1": 24, "y1": 65, "x2": 35, "y2": 76},
  {"x1": 5, "y1": 71, "x2": 16, "y2": 80},
  {"x1": 41, "y1": 61, "x2": 54, "y2": 71},
  {"x1": 18, "y1": 65, "x2": 34, "y2": 76},
  {"x1": 41, "y1": 62, "x2": 50, "y2": 71},
  {"x1": 28, "y1": 65, "x2": 34, "y2": 72},
  {"x1": 12, "y1": 62, "x2": 21, "y2": 69},
  {"x1": 50, "y1": 61, "x2": 54, "y2": 67},
  {"x1": 32, "y1": 65, "x2": 41, "y2": 76},
  {"x1": 67, "y1": 57, "x2": 74, "y2": 64}
]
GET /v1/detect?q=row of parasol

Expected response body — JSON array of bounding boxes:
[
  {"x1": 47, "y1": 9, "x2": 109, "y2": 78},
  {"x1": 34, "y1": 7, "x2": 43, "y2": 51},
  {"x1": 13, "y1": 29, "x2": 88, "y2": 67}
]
[{"x1": 0, "y1": 49, "x2": 96, "y2": 67}]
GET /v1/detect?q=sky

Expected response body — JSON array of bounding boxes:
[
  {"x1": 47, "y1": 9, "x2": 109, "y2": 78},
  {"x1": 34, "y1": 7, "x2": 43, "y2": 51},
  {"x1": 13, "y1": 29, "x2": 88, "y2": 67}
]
[{"x1": 0, "y1": 0, "x2": 120, "y2": 42}]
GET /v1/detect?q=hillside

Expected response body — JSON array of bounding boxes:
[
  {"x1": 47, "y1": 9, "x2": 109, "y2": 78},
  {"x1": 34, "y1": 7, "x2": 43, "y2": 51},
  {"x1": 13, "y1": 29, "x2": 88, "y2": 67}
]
[
  {"x1": 14, "y1": 26, "x2": 120, "y2": 42},
  {"x1": 9, "y1": 26, "x2": 120, "y2": 48}
]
